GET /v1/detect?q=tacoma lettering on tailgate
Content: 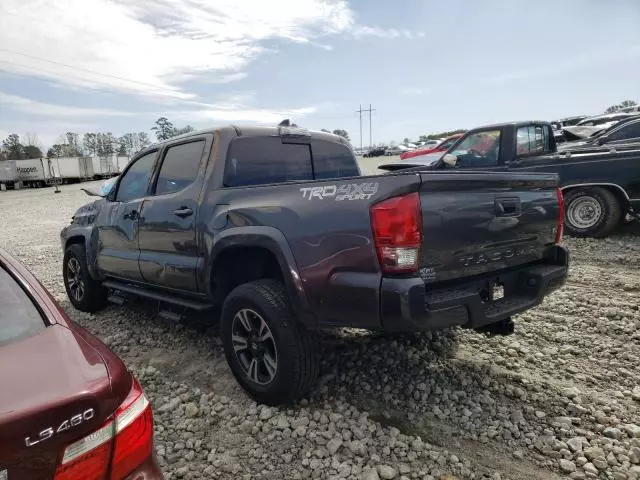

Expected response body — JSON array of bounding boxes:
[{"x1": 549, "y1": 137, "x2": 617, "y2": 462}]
[
  {"x1": 300, "y1": 183, "x2": 379, "y2": 201},
  {"x1": 458, "y1": 245, "x2": 537, "y2": 267}
]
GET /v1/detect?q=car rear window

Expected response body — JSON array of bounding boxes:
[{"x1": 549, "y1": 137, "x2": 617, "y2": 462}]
[
  {"x1": 224, "y1": 137, "x2": 313, "y2": 187},
  {"x1": 311, "y1": 139, "x2": 360, "y2": 180},
  {"x1": 0, "y1": 266, "x2": 45, "y2": 347}
]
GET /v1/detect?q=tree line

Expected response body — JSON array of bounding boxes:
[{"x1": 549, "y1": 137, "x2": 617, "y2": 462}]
[
  {"x1": 0, "y1": 116, "x2": 196, "y2": 161},
  {"x1": 604, "y1": 99, "x2": 637, "y2": 114}
]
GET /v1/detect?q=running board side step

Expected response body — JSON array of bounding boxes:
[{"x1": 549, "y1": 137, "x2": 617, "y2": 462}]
[{"x1": 102, "y1": 280, "x2": 214, "y2": 311}]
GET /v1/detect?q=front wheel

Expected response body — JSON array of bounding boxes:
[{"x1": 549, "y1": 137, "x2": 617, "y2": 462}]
[
  {"x1": 63, "y1": 244, "x2": 107, "y2": 312},
  {"x1": 564, "y1": 187, "x2": 622, "y2": 238},
  {"x1": 221, "y1": 280, "x2": 319, "y2": 406}
]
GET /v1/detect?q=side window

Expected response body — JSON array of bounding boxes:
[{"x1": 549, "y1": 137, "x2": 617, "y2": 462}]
[
  {"x1": 116, "y1": 151, "x2": 157, "y2": 202},
  {"x1": 154, "y1": 140, "x2": 205, "y2": 195},
  {"x1": 449, "y1": 130, "x2": 501, "y2": 167},
  {"x1": 311, "y1": 140, "x2": 360, "y2": 180},
  {"x1": 224, "y1": 137, "x2": 313, "y2": 187},
  {"x1": 608, "y1": 121, "x2": 640, "y2": 141}
]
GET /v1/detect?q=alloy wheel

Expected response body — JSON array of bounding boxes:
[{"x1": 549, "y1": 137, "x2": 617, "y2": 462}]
[
  {"x1": 66, "y1": 257, "x2": 85, "y2": 302},
  {"x1": 231, "y1": 308, "x2": 278, "y2": 385}
]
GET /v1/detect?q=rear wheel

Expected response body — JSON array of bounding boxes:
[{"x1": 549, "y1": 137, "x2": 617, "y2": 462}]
[
  {"x1": 221, "y1": 279, "x2": 319, "y2": 405},
  {"x1": 63, "y1": 244, "x2": 107, "y2": 312},
  {"x1": 564, "y1": 187, "x2": 622, "y2": 238}
]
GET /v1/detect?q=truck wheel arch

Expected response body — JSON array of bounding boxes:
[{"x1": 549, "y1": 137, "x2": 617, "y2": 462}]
[
  {"x1": 561, "y1": 183, "x2": 630, "y2": 211},
  {"x1": 207, "y1": 227, "x2": 314, "y2": 328},
  {"x1": 63, "y1": 229, "x2": 101, "y2": 280}
]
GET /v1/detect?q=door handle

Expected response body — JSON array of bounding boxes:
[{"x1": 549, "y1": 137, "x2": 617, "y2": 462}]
[
  {"x1": 123, "y1": 210, "x2": 138, "y2": 220},
  {"x1": 173, "y1": 207, "x2": 193, "y2": 218},
  {"x1": 495, "y1": 197, "x2": 521, "y2": 217}
]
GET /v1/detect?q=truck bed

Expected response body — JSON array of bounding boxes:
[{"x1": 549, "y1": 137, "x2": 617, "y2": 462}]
[{"x1": 207, "y1": 168, "x2": 563, "y2": 330}]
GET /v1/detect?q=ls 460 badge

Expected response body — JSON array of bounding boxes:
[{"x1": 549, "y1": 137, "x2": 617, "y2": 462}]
[
  {"x1": 24, "y1": 409, "x2": 95, "y2": 447},
  {"x1": 300, "y1": 182, "x2": 379, "y2": 201}
]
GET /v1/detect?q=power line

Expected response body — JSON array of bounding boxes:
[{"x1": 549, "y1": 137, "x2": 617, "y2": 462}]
[{"x1": 0, "y1": 48, "x2": 184, "y2": 95}]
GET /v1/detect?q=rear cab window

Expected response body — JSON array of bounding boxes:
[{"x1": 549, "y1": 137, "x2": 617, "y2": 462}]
[
  {"x1": 0, "y1": 267, "x2": 45, "y2": 347},
  {"x1": 311, "y1": 139, "x2": 360, "y2": 180},
  {"x1": 516, "y1": 125, "x2": 552, "y2": 156},
  {"x1": 224, "y1": 136, "x2": 359, "y2": 187}
]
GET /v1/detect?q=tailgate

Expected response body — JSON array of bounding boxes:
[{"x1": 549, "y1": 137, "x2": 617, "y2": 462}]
[{"x1": 418, "y1": 171, "x2": 560, "y2": 283}]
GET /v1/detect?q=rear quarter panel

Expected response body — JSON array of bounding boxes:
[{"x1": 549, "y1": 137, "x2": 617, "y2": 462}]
[{"x1": 200, "y1": 173, "x2": 423, "y2": 328}]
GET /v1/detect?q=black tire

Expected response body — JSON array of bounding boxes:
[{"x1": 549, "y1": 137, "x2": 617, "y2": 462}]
[
  {"x1": 221, "y1": 279, "x2": 319, "y2": 406},
  {"x1": 63, "y1": 243, "x2": 107, "y2": 312},
  {"x1": 564, "y1": 187, "x2": 622, "y2": 238}
]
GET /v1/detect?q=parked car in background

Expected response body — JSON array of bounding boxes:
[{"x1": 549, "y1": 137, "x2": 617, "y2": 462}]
[
  {"x1": 400, "y1": 133, "x2": 464, "y2": 160},
  {"x1": 0, "y1": 249, "x2": 161, "y2": 480},
  {"x1": 363, "y1": 146, "x2": 388, "y2": 158},
  {"x1": 60, "y1": 124, "x2": 568, "y2": 405},
  {"x1": 385, "y1": 145, "x2": 409, "y2": 155},
  {"x1": 550, "y1": 115, "x2": 587, "y2": 143},
  {"x1": 557, "y1": 115, "x2": 640, "y2": 153},
  {"x1": 562, "y1": 112, "x2": 638, "y2": 140},
  {"x1": 379, "y1": 120, "x2": 640, "y2": 238}
]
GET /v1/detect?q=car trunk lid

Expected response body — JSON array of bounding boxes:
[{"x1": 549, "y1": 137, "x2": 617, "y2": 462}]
[{"x1": 0, "y1": 325, "x2": 127, "y2": 480}]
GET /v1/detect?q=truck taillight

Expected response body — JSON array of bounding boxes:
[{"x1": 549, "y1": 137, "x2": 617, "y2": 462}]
[
  {"x1": 556, "y1": 188, "x2": 564, "y2": 244},
  {"x1": 53, "y1": 378, "x2": 153, "y2": 480},
  {"x1": 370, "y1": 192, "x2": 422, "y2": 274}
]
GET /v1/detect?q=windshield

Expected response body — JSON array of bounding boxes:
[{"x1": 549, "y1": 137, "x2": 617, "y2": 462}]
[{"x1": 0, "y1": 266, "x2": 46, "y2": 347}]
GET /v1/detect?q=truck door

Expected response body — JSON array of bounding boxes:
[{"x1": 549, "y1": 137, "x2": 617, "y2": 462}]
[
  {"x1": 137, "y1": 136, "x2": 210, "y2": 292},
  {"x1": 96, "y1": 150, "x2": 157, "y2": 281}
]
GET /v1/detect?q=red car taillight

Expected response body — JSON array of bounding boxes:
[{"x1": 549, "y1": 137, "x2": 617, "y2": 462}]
[
  {"x1": 555, "y1": 187, "x2": 565, "y2": 244},
  {"x1": 53, "y1": 378, "x2": 153, "y2": 480},
  {"x1": 370, "y1": 192, "x2": 422, "y2": 274}
]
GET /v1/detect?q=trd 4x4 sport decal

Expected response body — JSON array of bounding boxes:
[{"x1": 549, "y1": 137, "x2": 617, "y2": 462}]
[{"x1": 300, "y1": 182, "x2": 379, "y2": 201}]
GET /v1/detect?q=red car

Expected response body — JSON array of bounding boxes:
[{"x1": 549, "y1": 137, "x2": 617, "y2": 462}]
[
  {"x1": 0, "y1": 249, "x2": 162, "y2": 480},
  {"x1": 400, "y1": 133, "x2": 464, "y2": 160}
]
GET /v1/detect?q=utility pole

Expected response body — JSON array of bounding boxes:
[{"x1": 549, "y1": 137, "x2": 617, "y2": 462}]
[
  {"x1": 365, "y1": 104, "x2": 376, "y2": 148},
  {"x1": 355, "y1": 104, "x2": 364, "y2": 151}
]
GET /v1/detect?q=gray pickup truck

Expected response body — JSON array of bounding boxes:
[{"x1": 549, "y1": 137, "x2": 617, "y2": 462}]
[{"x1": 61, "y1": 125, "x2": 568, "y2": 405}]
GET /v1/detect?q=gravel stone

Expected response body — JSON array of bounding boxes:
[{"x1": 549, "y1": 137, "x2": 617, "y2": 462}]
[
  {"x1": 604, "y1": 427, "x2": 623, "y2": 440},
  {"x1": 560, "y1": 459, "x2": 577, "y2": 473},
  {"x1": 4, "y1": 181, "x2": 640, "y2": 480},
  {"x1": 376, "y1": 465, "x2": 398, "y2": 479}
]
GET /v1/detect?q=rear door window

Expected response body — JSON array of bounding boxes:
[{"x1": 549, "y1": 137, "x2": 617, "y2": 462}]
[
  {"x1": 0, "y1": 267, "x2": 45, "y2": 347},
  {"x1": 224, "y1": 137, "x2": 313, "y2": 187},
  {"x1": 311, "y1": 140, "x2": 360, "y2": 180},
  {"x1": 154, "y1": 140, "x2": 205, "y2": 195}
]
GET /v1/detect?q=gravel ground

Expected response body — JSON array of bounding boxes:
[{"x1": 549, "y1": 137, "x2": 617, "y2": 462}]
[{"x1": 1, "y1": 178, "x2": 639, "y2": 480}]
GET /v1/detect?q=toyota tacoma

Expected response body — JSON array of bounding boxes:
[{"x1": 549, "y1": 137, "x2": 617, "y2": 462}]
[{"x1": 61, "y1": 125, "x2": 568, "y2": 405}]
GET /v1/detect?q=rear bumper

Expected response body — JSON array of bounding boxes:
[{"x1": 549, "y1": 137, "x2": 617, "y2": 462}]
[{"x1": 379, "y1": 245, "x2": 569, "y2": 332}]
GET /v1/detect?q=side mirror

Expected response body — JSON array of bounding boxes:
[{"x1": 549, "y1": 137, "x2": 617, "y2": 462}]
[{"x1": 442, "y1": 153, "x2": 458, "y2": 166}]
